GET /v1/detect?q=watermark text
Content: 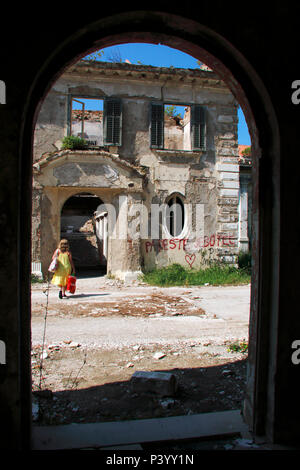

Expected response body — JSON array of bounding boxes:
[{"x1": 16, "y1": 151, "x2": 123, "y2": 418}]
[
  {"x1": 291, "y1": 80, "x2": 300, "y2": 104},
  {"x1": 0, "y1": 340, "x2": 6, "y2": 364},
  {"x1": 291, "y1": 340, "x2": 300, "y2": 365},
  {"x1": 0, "y1": 80, "x2": 5, "y2": 104},
  {"x1": 94, "y1": 199, "x2": 206, "y2": 240}
]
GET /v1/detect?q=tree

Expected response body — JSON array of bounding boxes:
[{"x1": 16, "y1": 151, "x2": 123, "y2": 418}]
[
  {"x1": 84, "y1": 50, "x2": 104, "y2": 62},
  {"x1": 165, "y1": 105, "x2": 177, "y2": 117},
  {"x1": 241, "y1": 146, "x2": 251, "y2": 156}
]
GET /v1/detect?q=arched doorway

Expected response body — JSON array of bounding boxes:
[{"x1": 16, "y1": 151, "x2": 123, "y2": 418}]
[
  {"x1": 61, "y1": 193, "x2": 107, "y2": 274},
  {"x1": 20, "y1": 11, "x2": 280, "y2": 447}
]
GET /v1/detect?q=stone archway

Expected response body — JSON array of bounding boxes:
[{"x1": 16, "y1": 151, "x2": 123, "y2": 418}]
[{"x1": 14, "y1": 10, "x2": 281, "y2": 447}]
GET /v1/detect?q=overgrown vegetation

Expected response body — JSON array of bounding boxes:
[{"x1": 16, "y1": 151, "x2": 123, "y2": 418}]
[
  {"x1": 227, "y1": 340, "x2": 248, "y2": 354},
  {"x1": 31, "y1": 274, "x2": 44, "y2": 284},
  {"x1": 141, "y1": 261, "x2": 251, "y2": 287},
  {"x1": 165, "y1": 105, "x2": 181, "y2": 119},
  {"x1": 241, "y1": 146, "x2": 251, "y2": 156},
  {"x1": 61, "y1": 135, "x2": 88, "y2": 150}
]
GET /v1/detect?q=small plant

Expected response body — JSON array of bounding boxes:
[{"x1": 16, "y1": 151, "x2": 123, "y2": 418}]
[
  {"x1": 241, "y1": 146, "x2": 251, "y2": 156},
  {"x1": 61, "y1": 135, "x2": 88, "y2": 150},
  {"x1": 227, "y1": 340, "x2": 248, "y2": 354},
  {"x1": 31, "y1": 274, "x2": 44, "y2": 283},
  {"x1": 165, "y1": 105, "x2": 177, "y2": 117},
  {"x1": 84, "y1": 50, "x2": 104, "y2": 62}
]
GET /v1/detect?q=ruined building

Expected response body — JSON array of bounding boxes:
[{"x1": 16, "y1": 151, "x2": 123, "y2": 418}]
[{"x1": 32, "y1": 60, "x2": 251, "y2": 280}]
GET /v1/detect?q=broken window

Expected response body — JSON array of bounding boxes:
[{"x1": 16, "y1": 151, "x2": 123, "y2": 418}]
[
  {"x1": 150, "y1": 103, "x2": 206, "y2": 151},
  {"x1": 71, "y1": 97, "x2": 122, "y2": 147}
]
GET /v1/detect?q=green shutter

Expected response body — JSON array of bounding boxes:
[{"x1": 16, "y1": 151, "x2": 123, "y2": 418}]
[
  {"x1": 191, "y1": 105, "x2": 206, "y2": 150},
  {"x1": 104, "y1": 98, "x2": 122, "y2": 145},
  {"x1": 150, "y1": 103, "x2": 164, "y2": 148}
]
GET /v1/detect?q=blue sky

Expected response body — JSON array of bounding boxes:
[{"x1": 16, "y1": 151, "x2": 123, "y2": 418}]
[{"x1": 82, "y1": 43, "x2": 251, "y2": 145}]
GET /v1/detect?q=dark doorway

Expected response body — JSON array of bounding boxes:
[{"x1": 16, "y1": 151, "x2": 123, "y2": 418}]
[{"x1": 61, "y1": 193, "x2": 107, "y2": 275}]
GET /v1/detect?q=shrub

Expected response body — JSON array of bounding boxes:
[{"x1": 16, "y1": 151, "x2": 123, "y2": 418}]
[
  {"x1": 31, "y1": 274, "x2": 43, "y2": 283},
  {"x1": 227, "y1": 340, "x2": 248, "y2": 354},
  {"x1": 61, "y1": 135, "x2": 88, "y2": 150},
  {"x1": 241, "y1": 146, "x2": 251, "y2": 156}
]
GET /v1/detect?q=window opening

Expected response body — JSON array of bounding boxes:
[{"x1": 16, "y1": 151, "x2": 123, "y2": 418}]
[
  {"x1": 71, "y1": 98, "x2": 104, "y2": 146},
  {"x1": 71, "y1": 97, "x2": 122, "y2": 146},
  {"x1": 166, "y1": 194, "x2": 185, "y2": 237},
  {"x1": 61, "y1": 193, "x2": 107, "y2": 273},
  {"x1": 150, "y1": 103, "x2": 206, "y2": 150}
]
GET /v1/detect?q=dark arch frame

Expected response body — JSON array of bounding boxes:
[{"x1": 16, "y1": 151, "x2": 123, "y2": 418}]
[{"x1": 20, "y1": 11, "x2": 280, "y2": 447}]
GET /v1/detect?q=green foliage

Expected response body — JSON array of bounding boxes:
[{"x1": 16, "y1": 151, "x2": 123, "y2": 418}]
[
  {"x1": 165, "y1": 105, "x2": 177, "y2": 117},
  {"x1": 142, "y1": 263, "x2": 251, "y2": 287},
  {"x1": 227, "y1": 340, "x2": 248, "y2": 354},
  {"x1": 61, "y1": 135, "x2": 88, "y2": 150},
  {"x1": 241, "y1": 146, "x2": 251, "y2": 156},
  {"x1": 84, "y1": 50, "x2": 104, "y2": 62},
  {"x1": 31, "y1": 274, "x2": 43, "y2": 283}
]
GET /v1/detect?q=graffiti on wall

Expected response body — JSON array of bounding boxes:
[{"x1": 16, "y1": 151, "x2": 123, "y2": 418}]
[{"x1": 144, "y1": 233, "x2": 236, "y2": 268}]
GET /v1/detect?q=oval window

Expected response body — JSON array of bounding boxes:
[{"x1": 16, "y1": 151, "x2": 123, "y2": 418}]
[{"x1": 166, "y1": 195, "x2": 185, "y2": 237}]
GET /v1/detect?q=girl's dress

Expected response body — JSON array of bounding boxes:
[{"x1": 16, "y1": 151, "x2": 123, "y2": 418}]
[{"x1": 51, "y1": 250, "x2": 72, "y2": 287}]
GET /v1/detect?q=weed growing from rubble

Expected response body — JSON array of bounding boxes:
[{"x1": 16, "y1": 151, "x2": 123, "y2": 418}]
[
  {"x1": 227, "y1": 340, "x2": 248, "y2": 354},
  {"x1": 31, "y1": 274, "x2": 44, "y2": 283},
  {"x1": 142, "y1": 263, "x2": 251, "y2": 287}
]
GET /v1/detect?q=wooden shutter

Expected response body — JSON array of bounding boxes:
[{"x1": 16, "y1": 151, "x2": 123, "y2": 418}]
[
  {"x1": 104, "y1": 98, "x2": 122, "y2": 146},
  {"x1": 150, "y1": 103, "x2": 164, "y2": 148},
  {"x1": 191, "y1": 105, "x2": 206, "y2": 150}
]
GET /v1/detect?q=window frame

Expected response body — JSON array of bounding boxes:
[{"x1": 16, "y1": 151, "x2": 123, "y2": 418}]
[
  {"x1": 68, "y1": 95, "x2": 122, "y2": 147},
  {"x1": 164, "y1": 192, "x2": 187, "y2": 239},
  {"x1": 150, "y1": 101, "x2": 206, "y2": 151}
]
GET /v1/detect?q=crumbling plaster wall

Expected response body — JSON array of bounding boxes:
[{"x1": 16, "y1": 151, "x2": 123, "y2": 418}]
[
  {"x1": 33, "y1": 150, "x2": 145, "y2": 278},
  {"x1": 33, "y1": 89, "x2": 68, "y2": 161}
]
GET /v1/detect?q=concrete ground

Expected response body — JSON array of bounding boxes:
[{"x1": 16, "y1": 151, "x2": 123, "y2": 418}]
[
  {"x1": 31, "y1": 273, "x2": 251, "y2": 352},
  {"x1": 31, "y1": 273, "x2": 254, "y2": 450}
]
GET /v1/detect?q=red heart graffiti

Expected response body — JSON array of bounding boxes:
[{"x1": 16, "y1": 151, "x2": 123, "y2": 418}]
[{"x1": 185, "y1": 253, "x2": 196, "y2": 268}]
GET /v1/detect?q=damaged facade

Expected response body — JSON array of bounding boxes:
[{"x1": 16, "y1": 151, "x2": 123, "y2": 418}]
[{"x1": 32, "y1": 60, "x2": 252, "y2": 280}]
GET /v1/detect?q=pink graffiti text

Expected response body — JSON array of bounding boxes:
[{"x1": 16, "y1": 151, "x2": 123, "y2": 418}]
[
  {"x1": 145, "y1": 238, "x2": 188, "y2": 253},
  {"x1": 145, "y1": 234, "x2": 235, "y2": 253}
]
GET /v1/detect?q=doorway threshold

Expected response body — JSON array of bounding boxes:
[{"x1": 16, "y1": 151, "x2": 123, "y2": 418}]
[{"x1": 32, "y1": 409, "x2": 248, "y2": 450}]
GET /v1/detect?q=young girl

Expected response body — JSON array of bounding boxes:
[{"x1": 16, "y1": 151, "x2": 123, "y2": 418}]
[{"x1": 51, "y1": 239, "x2": 76, "y2": 299}]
